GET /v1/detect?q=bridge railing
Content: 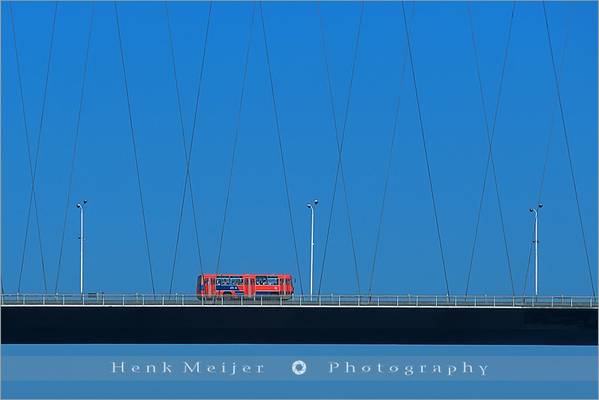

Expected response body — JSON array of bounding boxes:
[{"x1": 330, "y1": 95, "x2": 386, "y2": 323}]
[{"x1": 1, "y1": 293, "x2": 597, "y2": 308}]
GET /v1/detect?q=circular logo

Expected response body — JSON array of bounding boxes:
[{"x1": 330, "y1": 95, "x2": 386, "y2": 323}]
[{"x1": 291, "y1": 360, "x2": 307, "y2": 375}]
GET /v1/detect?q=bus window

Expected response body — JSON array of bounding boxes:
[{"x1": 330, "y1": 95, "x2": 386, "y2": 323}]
[
  {"x1": 217, "y1": 277, "x2": 230, "y2": 285},
  {"x1": 230, "y1": 277, "x2": 243, "y2": 285},
  {"x1": 267, "y1": 277, "x2": 279, "y2": 285},
  {"x1": 256, "y1": 276, "x2": 267, "y2": 285}
]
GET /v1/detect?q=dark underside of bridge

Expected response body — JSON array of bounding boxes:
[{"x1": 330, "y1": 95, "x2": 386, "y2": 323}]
[{"x1": 2, "y1": 306, "x2": 597, "y2": 345}]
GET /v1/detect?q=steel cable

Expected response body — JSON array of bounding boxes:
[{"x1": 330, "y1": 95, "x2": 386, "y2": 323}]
[
  {"x1": 11, "y1": 2, "x2": 59, "y2": 294},
  {"x1": 215, "y1": 3, "x2": 257, "y2": 277},
  {"x1": 259, "y1": 2, "x2": 305, "y2": 295},
  {"x1": 366, "y1": 3, "x2": 415, "y2": 299},
  {"x1": 316, "y1": 1, "x2": 365, "y2": 296},
  {"x1": 464, "y1": 2, "x2": 516, "y2": 297},
  {"x1": 541, "y1": 1, "x2": 596, "y2": 297},
  {"x1": 522, "y1": 13, "x2": 570, "y2": 297},
  {"x1": 401, "y1": 0, "x2": 450, "y2": 297},
  {"x1": 164, "y1": 1, "x2": 212, "y2": 287},
  {"x1": 54, "y1": 3, "x2": 95, "y2": 293},
  {"x1": 167, "y1": 2, "x2": 213, "y2": 295},
  {"x1": 114, "y1": 2, "x2": 156, "y2": 294}
]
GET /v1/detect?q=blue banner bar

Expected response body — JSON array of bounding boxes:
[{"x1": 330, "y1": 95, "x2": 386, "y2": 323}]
[{"x1": 2, "y1": 345, "x2": 597, "y2": 399}]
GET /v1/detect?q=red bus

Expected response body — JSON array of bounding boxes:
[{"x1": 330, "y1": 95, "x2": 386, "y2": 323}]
[{"x1": 197, "y1": 274, "x2": 294, "y2": 299}]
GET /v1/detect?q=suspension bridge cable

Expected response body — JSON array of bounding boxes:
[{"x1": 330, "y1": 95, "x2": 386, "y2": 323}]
[
  {"x1": 215, "y1": 3, "x2": 257, "y2": 277},
  {"x1": 54, "y1": 3, "x2": 95, "y2": 293},
  {"x1": 401, "y1": 1, "x2": 450, "y2": 297},
  {"x1": 464, "y1": 2, "x2": 516, "y2": 297},
  {"x1": 164, "y1": 1, "x2": 211, "y2": 284},
  {"x1": 114, "y1": 2, "x2": 156, "y2": 295},
  {"x1": 168, "y1": 2, "x2": 213, "y2": 295},
  {"x1": 259, "y1": 2, "x2": 305, "y2": 296},
  {"x1": 522, "y1": 14, "x2": 570, "y2": 297},
  {"x1": 316, "y1": 1, "x2": 365, "y2": 296},
  {"x1": 367, "y1": 3, "x2": 415, "y2": 299},
  {"x1": 541, "y1": 1, "x2": 596, "y2": 297},
  {"x1": 11, "y1": 2, "x2": 58, "y2": 294}
]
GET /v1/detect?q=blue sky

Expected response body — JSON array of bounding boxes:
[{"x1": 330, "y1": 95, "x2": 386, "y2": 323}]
[{"x1": 2, "y1": 1, "x2": 597, "y2": 297}]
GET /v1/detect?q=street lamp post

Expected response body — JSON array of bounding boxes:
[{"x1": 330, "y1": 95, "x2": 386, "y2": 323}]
[
  {"x1": 307, "y1": 199, "x2": 318, "y2": 299},
  {"x1": 76, "y1": 200, "x2": 87, "y2": 295},
  {"x1": 529, "y1": 203, "x2": 543, "y2": 296}
]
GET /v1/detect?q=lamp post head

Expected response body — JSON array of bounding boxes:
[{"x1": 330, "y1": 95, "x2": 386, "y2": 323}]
[
  {"x1": 538, "y1": 203, "x2": 543, "y2": 209},
  {"x1": 529, "y1": 208, "x2": 534, "y2": 213},
  {"x1": 314, "y1": 199, "x2": 318, "y2": 205},
  {"x1": 76, "y1": 203, "x2": 81, "y2": 209},
  {"x1": 307, "y1": 204, "x2": 312, "y2": 209},
  {"x1": 83, "y1": 200, "x2": 88, "y2": 205}
]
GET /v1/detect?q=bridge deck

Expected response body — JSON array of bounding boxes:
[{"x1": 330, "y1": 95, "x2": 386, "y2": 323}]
[{"x1": 2, "y1": 294, "x2": 597, "y2": 345}]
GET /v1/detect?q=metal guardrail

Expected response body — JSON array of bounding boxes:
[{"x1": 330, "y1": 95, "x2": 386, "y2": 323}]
[{"x1": 0, "y1": 293, "x2": 597, "y2": 308}]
